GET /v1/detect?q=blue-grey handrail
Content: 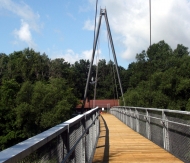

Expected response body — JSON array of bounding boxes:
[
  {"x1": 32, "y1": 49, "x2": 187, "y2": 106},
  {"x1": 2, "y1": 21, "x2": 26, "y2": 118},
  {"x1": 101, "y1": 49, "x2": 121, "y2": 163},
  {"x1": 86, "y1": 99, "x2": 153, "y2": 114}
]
[{"x1": 0, "y1": 107, "x2": 99, "y2": 163}]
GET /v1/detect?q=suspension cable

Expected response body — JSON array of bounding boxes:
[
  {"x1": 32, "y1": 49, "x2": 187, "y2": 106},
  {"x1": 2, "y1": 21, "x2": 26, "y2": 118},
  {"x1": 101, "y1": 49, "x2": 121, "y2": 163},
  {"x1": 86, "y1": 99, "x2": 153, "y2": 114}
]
[
  {"x1": 93, "y1": 39, "x2": 100, "y2": 108},
  {"x1": 93, "y1": 0, "x2": 98, "y2": 49},
  {"x1": 92, "y1": 0, "x2": 99, "y2": 108},
  {"x1": 107, "y1": 27, "x2": 119, "y2": 101},
  {"x1": 149, "y1": 0, "x2": 151, "y2": 47}
]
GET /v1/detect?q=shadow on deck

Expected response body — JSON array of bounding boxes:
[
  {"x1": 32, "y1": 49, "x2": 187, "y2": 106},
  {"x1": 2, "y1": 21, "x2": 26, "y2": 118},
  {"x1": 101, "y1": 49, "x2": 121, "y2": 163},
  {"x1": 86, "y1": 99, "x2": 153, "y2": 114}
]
[{"x1": 93, "y1": 115, "x2": 109, "y2": 163}]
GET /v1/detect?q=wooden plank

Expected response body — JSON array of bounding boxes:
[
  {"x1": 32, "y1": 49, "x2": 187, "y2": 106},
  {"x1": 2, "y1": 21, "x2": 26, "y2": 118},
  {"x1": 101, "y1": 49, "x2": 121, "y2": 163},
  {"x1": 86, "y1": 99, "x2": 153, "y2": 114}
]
[{"x1": 93, "y1": 113, "x2": 183, "y2": 163}]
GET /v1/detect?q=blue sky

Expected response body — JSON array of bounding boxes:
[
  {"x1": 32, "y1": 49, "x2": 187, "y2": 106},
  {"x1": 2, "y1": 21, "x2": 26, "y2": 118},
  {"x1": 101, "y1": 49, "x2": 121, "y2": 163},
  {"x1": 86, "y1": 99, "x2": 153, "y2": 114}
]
[{"x1": 1, "y1": 0, "x2": 190, "y2": 69}]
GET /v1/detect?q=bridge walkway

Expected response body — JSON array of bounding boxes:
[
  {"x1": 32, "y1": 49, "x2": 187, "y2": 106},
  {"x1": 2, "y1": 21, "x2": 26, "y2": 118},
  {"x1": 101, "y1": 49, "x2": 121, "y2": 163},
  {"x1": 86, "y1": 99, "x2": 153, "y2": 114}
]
[{"x1": 92, "y1": 113, "x2": 183, "y2": 163}]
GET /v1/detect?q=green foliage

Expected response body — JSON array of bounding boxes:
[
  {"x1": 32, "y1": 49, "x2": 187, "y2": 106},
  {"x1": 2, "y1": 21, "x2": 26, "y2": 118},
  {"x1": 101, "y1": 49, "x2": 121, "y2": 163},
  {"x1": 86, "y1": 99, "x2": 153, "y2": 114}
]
[
  {"x1": 0, "y1": 49, "x2": 78, "y2": 150},
  {"x1": 1, "y1": 41, "x2": 190, "y2": 151},
  {"x1": 124, "y1": 40, "x2": 190, "y2": 111},
  {"x1": 70, "y1": 59, "x2": 127, "y2": 100},
  {"x1": 0, "y1": 49, "x2": 127, "y2": 150},
  {"x1": 71, "y1": 59, "x2": 91, "y2": 99}
]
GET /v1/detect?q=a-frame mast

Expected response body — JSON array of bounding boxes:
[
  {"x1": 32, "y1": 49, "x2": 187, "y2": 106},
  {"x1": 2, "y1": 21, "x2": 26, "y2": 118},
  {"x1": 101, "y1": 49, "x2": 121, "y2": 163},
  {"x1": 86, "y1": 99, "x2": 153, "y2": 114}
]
[{"x1": 81, "y1": 9, "x2": 125, "y2": 113}]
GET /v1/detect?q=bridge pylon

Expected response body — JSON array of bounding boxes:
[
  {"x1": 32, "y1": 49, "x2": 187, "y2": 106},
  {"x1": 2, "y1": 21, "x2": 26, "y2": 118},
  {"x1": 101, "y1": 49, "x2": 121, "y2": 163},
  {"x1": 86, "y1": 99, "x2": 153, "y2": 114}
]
[{"x1": 82, "y1": 9, "x2": 125, "y2": 113}]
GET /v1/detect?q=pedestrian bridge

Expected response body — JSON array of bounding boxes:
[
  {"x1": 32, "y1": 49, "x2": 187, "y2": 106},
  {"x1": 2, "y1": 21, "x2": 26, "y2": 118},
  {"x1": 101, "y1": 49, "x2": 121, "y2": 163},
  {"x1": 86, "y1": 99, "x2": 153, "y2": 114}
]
[{"x1": 0, "y1": 106, "x2": 189, "y2": 163}]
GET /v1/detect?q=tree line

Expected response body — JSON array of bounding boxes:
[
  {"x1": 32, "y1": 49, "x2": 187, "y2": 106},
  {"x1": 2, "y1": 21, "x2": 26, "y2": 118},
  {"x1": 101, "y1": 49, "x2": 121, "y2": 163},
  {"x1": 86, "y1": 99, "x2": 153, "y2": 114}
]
[
  {"x1": 122, "y1": 40, "x2": 190, "y2": 111},
  {"x1": 0, "y1": 40, "x2": 190, "y2": 150},
  {"x1": 0, "y1": 48, "x2": 126, "y2": 150}
]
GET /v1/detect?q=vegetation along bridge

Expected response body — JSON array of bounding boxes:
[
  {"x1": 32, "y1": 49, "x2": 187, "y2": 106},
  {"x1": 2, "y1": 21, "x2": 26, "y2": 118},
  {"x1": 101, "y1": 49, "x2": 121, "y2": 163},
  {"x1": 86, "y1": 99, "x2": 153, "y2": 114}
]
[{"x1": 0, "y1": 106, "x2": 190, "y2": 162}]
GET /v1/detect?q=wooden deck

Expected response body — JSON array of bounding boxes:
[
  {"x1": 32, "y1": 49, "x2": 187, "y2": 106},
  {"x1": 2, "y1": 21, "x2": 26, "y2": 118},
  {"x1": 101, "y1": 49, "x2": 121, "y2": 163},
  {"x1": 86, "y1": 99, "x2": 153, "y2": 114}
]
[{"x1": 93, "y1": 113, "x2": 183, "y2": 163}]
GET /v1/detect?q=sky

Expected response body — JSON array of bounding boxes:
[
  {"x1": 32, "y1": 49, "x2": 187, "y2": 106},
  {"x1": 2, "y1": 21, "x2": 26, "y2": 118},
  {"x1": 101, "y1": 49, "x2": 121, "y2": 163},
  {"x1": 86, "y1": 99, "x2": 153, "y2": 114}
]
[{"x1": 1, "y1": 0, "x2": 190, "y2": 69}]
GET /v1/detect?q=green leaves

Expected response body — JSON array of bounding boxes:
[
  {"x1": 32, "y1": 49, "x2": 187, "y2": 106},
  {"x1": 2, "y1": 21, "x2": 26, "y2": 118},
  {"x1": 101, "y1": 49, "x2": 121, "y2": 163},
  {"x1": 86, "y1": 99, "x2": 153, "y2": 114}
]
[
  {"x1": 0, "y1": 49, "x2": 78, "y2": 150},
  {"x1": 0, "y1": 78, "x2": 78, "y2": 150},
  {"x1": 1, "y1": 41, "x2": 190, "y2": 151},
  {"x1": 124, "y1": 41, "x2": 190, "y2": 110}
]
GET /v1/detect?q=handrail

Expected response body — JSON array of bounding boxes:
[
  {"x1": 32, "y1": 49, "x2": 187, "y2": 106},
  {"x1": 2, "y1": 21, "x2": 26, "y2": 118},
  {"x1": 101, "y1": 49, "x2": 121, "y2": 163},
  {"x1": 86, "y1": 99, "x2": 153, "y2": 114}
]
[
  {"x1": 0, "y1": 125, "x2": 68, "y2": 163},
  {"x1": 61, "y1": 111, "x2": 99, "y2": 163},
  {"x1": 115, "y1": 106, "x2": 190, "y2": 115},
  {"x1": 0, "y1": 107, "x2": 100, "y2": 163},
  {"x1": 110, "y1": 106, "x2": 190, "y2": 163}
]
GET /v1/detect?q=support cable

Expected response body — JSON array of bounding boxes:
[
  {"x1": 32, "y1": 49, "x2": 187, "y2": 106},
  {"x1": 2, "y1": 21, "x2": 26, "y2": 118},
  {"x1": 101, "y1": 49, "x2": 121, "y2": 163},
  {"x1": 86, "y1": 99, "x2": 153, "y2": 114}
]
[
  {"x1": 81, "y1": 0, "x2": 101, "y2": 113},
  {"x1": 93, "y1": 39, "x2": 99, "y2": 108},
  {"x1": 93, "y1": 26, "x2": 100, "y2": 108},
  {"x1": 104, "y1": 9, "x2": 125, "y2": 106},
  {"x1": 149, "y1": 0, "x2": 152, "y2": 107},
  {"x1": 82, "y1": 8, "x2": 125, "y2": 113},
  {"x1": 93, "y1": 0, "x2": 98, "y2": 49},
  {"x1": 107, "y1": 30, "x2": 118, "y2": 101},
  {"x1": 92, "y1": 0, "x2": 99, "y2": 108}
]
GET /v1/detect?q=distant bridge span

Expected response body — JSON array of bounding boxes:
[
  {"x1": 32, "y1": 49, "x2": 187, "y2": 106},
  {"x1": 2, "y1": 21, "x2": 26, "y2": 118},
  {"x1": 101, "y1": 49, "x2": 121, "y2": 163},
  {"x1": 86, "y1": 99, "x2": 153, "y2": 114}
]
[{"x1": 76, "y1": 99, "x2": 119, "y2": 112}]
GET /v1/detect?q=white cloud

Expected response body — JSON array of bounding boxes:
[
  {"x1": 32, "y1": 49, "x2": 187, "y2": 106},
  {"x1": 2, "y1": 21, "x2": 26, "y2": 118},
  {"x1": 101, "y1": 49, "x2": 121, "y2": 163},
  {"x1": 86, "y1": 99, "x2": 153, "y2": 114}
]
[
  {"x1": 14, "y1": 19, "x2": 36, "y2": 48},
  {"x1": 88, "y1": 0, "x2": 190, "y2": 62},
  {"x1": 82, "y1": 49, "x2": 101, "y2": 61},
  {"x1": 82, "y1": 49, "x2": 93, "y2": 60},
  {"x1": 0, "y1": 0, "x2": 41, "y2": 32},
  {"x1": 0, "y1": 0, "x2": 42, "y2": 48},
  {"x1": 50, "y1": 49, "x2": 101, "y2": 64},
  {"x1": 62, "y1": 49, "x2": 80, "y2": 64},
  {"x1": 83, "y1": 19, "x2": 94, "y2": 31},
  {"x1": 50, "y1": 49, "x2": 81, "y2": 64}
]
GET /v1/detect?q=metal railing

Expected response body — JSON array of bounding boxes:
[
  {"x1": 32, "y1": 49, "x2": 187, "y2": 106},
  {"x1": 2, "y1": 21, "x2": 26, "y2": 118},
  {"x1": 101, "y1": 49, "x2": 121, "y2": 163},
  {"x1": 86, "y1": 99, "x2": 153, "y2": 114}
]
[
  {"x1": 0, "y1": 107, "x2": 100, "y2": 163},
  {"x1": 110, "y1": 106, "x2": 190, "y2": 163}
]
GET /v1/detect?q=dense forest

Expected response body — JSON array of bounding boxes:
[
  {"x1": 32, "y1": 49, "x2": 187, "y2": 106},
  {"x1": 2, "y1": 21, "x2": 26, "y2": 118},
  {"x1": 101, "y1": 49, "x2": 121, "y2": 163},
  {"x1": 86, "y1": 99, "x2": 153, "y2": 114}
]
[
  {"x1": 122, "y1": 40, "x2": 190, "y2": 111},
  {"x1": 0, "y1": 48, "x2": 126, "y2": 150},
  {"x1": 0, "y1": 40, "x2": 190, "y2": 150}
]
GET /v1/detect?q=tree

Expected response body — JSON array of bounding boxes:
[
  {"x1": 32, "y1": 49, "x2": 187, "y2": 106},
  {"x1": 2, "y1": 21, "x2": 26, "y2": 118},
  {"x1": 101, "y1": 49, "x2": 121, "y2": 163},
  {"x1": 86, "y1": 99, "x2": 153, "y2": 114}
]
[
  {"x1": 147, "y1": 40, "x2": 173, "y2": 72},
  {"x1": 0, "y1": 79, "x2": 20, "y2": 150},
  {"x1": 71, "y1": 59, "x2": 92, "y2": 99},
  {"x1": 173, "y1": 44, "x2": 189, "y2": 58},
  {"x1": 124, "y1": 41, "x2": 190, "y2": 111}
]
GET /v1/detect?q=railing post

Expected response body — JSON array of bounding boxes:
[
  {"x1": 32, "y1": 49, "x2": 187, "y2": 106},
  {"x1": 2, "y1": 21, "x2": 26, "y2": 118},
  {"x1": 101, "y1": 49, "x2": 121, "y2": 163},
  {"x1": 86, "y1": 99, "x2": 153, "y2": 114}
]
[
  {"x1": 90, "y1": 115, "x2": 93, "y2": 159},
  {"x1": 124, "y1": 107, "x2": 127, "y2": 125},
  {"x1": 63, "y1": 130, "x2": 69, "y2": 161},
  {"x1": 146, "y1": 109, "x2": 151, "y2": 140},
  {"x1": 122, "y1": 108, "x2": 124, "y2": 122},
  {"x1": 81, "y1": 118, "x2": 86, "y2": 163},
  {"x1": 119, "y1": 108, "x2": 121, "y2": 120},
  {"x1": 118, "y1": 108, "x2": 119, "y2": 119},
  {"x1": 117, "y1": 108, "x2": 118, "y2": 118},
  {"x1": 67, "y1": 124, "x2": 75, "y2": 163},
  {"x1": 117, "y1": 108, "x2": 119, "y2": 118},
  {"x1": 125, "y1": 108, "x2": 129, "y2": 126},
  {"x1": 93, "y1": 112, "x2": 96, "y2": 150},
  {"x1": 130, "y1": 108, "x2": 133, "y2": 129},
  {"x1": 121, "y1": 108, "x2": 123, "y2": 122},
  {"x1": 135, "y1": 108, "x2": 139, "y2": 133},
  {"x1": 120, "y1": 108, "x2": 122, "y2": 121},
  {"x1": 127, "y1": 107, "x2": 129, "y2": 125},
  {"x1": 85, "y1": 115, "x2": 89, "y2": 162},
  {"x1": 162, "y1": 110, "x2": 169, "y2": 151},
  {"x1": 57, "y1": 134, "x2": 64, "y2": 162}
]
